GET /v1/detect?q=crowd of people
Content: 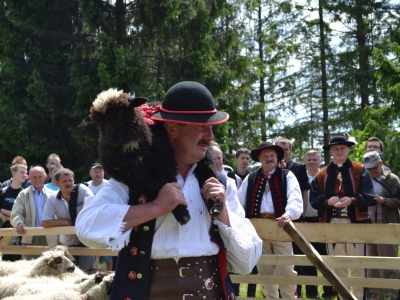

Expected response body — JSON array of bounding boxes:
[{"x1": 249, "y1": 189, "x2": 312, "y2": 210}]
[
  {"x1": 0, "y1": 81, "x2": 399, "y2": 300},
  {"x1": 0, "y1": 154, "x2": 112, "y2": 271}
]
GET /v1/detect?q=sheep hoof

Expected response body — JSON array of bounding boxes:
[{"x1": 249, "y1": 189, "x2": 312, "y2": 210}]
[
  {"x1": 172, "y1": 204, "x2": 191, "y2": 225},
  {"x1": 207, "y1": 197, "x2": 222, "y2": 218}
]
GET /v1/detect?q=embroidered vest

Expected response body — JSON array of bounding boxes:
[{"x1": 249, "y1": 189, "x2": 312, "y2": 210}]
[{"x1": 245, "y1": 168, "x2": 289, "y2": 219}]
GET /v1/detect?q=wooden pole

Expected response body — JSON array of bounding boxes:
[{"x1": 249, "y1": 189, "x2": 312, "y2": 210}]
[{"x1": 283, "y1": 221, "x2": 357, "y2": 300}]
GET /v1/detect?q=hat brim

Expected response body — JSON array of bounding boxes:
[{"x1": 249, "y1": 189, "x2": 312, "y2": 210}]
[
  {"x1": 363, "y1": 160, "x2": 379, "y2": 169},
  {"x1": 151, "y1": 111, "x2": 229, "y2": 125},
  {"x1": 251, "y1": 145, "x2": 284, "y2": 162},
  {"x1": 323, "y1": 141, "x2": 355, "y2": 150}
]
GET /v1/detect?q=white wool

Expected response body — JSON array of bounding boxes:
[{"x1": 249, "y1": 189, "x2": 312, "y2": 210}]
[{"x1": 92, "y1": 88, "x2": 123, "y2": 114}]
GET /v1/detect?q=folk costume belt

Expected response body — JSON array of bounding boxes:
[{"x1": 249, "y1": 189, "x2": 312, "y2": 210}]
[
  {"x1": 259, "y1": 212, "x2": 276, "y2": 220},
  {"x1": 332, "y1": 207, "x2": 350, "y2": 218},
  {"x1": 147, "y1": 255, "x2": 225, "y2": 300}
]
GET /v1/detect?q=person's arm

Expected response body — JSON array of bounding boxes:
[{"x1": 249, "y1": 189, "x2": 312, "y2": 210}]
[
  {"x1": 42, "y1": 219, "x2": 71, "y2": 228},
  {"x1": 278, "y1": 171, "x2": 303, "y2": 227},
  {"x1": 10, "y1": 192, "x2": 26, "y2": 232},
  {"x1": 309, "y1": 176, "x2": 329, "y2": 210},
  {"x1": 0, "y1": 208, "x2": 11, "y2": 217},
  {"x1": 41, "y1": 194, "x2": 61, "y2": 228},
  {"x1": 122, "y1": 182, "x2": 186, "y2": 230},
  {"x1": 382, "y1": 173, "x2": 400, "y2": 209}
]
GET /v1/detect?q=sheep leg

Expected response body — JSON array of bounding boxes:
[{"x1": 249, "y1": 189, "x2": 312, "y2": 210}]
[
  {"x1": 172, "y1": 204, "x2": 191, "y2": 225},
  {"x1": 206, "y1": 197, "x2": 223, "y2": 218}
]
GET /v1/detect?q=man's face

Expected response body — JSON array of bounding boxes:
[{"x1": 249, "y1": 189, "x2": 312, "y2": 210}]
[
  {"x1": 90, "y1": 167, "x2": 104, "y2": 184},
  {"x1": 12, "y1": 167, "x2": 27, "y2": 184},
  {"x1": 366, "y1": 141, "x2": 382, "y2": 154},
  {"x1": 46, "y1": 157, "x2": 61, "y2": 171},
  {"x1": 211, "y1": 147, "x2": 223, "y2": 172},
  {"x1": 29, "y1": 168, "x2": 46, "y2": 190},
  {"x1": 258, "y1": 148, "x2": 278, "y2": 171},
  {"x1": 56, "y1": 174, "x2": 74, "y2": 195},
  {"x1": 168, "y1": 123, "x2": 214, "y2": 165},
  {"x1": 276, "y1": 142, "x2": 291, "y2": 162},
  {"x1": 329, "y1": 144, "x2": 349, "y2": 164},
  {"x1": 305, "y1": 154, "x2": 321, "y2": 173},
  {"x1": 366, "y1": 161, "x2": 383, "y2": 179},
  {"x1": 235, "y1": 153, "x2": 250, "y2": 169}
]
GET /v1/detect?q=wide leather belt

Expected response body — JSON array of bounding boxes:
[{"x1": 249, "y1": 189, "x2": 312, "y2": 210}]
[
  {"x1": 332, "y1": 207, "x2": 350, "y2": 218},
  {"x1": 259, "y1": 212, "x2": 275, "y2": 220},
  {"x1": 147, "y1": 255, "x2": 225, "y2": 300}
]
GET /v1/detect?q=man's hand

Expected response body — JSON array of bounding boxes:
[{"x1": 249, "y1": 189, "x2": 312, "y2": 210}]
[
  {"x1": 152, "y1": 182, "x2": 186, "y2": 215},
  {"x1": 16, "y1": 222, "x2": 27, "y2": 234},
  {"x1": 334, "y1": 197, "x2": 352, "y2": 207},
  {"x1": 201, "y1": 177, "x2": 226, "y2": 205},
  {"x1": 201, "y1": 177, "x2": 230, "y2": 226},
  {"x1": 276, "y1": 212, "x2": 292, "y2": 228},
  {"x1": 374, "y1": 193, "x2": 384, "y2": 204},
  {"x1": 328, "y1": 196, "x2": 340, "y2": 206}
]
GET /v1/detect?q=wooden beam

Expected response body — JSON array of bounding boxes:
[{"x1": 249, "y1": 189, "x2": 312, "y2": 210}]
[
  {"x1": 251, "y1": 219, "x2": 400, "y2": 244},
  {"x1": 259, "y1": 254, "x2": 400, "y2": 270},
  {"x1": 0, "y1": 226, "x2": 76, "y2": 236},
  {"x1": 230, "y1": 275, "x2": 400, "y2": 289},
  {"x1": 0, "y1": 245, "x2": 118, "y2": 256},
  {"x1": 283, "y1": 221, "x2": 356, "y2": 299}
]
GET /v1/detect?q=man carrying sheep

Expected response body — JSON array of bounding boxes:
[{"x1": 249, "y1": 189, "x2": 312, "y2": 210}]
[
  {"x1": 76, "y1": 81, "x2": 262, "y2": 300},
  {"x1": 11, "y1": 166, "x2": 58, "y2": 260}
]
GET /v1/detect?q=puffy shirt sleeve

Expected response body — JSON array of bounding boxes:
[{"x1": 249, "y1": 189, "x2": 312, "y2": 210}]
[
  {"x1": 213, "y1": 178, "x2": 262, "y2": 274},
  {"x1": 76, "y1": 178, "x2": 132, "y2": 250}
]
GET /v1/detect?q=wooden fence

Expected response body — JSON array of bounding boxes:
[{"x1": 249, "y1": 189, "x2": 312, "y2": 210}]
[{"x1": 1, "y1": 220, "x2": 400, "y2": 299}]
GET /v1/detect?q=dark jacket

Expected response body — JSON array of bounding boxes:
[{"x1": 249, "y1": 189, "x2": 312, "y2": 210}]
[{"x1": 310, "y1": 159, "x2": 374, "y2": 223}]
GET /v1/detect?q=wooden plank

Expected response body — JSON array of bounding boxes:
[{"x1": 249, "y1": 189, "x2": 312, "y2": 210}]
[
  {"x1": 0, "y1": 236, "x2": 13, "y2": 246},
  {"x1": 251, "y1": 219, "x2": 400, "y2": 244},
  {"x1": 283, "y1": 221, "x2": 356, "y2": 300},
  {"x1": 230, "y1": 275, "x2": 400, "y2": 289},
  {"x1": 0, "y1": 245, "x2": 118, "y2": 256},
  {"x1": 259, "y1": 254, "x2": 400, "y2": 270},
  {"x1": 0, "y1": 226, "x2": 76, "y2": 236}
]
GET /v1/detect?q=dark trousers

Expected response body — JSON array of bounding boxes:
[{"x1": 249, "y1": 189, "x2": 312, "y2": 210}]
[{"x1": 293, "y1": 216, "x2": 337, "y2": 297}]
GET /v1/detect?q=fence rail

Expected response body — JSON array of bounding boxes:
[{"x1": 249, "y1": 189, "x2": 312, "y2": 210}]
[{"x1": 1, "y1": 220, "x2": 400, "y2": 299}]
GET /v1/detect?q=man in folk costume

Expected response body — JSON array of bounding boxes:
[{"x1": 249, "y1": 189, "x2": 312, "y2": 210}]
[
  {"x1": 237, "y1": 142, "x2": 303, "y2": 298},
  {"x1": 76, "y1": 81, "x2": 262, "y2": 300},
  {"x1": 310, "y1": 136, "x2": 374, "y2": 300}
]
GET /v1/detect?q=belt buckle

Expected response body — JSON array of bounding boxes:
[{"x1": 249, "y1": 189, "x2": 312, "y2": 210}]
[
  {"x1": 183, "y1": 294, "x2": 193, "y2": 300},
  {"x1": 179, "y1": 267, "x2": 190, "y2": 277}
]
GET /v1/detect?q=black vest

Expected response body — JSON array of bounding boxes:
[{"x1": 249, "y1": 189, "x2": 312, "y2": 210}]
[{"x1": 245, "y1": 168, "x2": 289, "y2": 219}]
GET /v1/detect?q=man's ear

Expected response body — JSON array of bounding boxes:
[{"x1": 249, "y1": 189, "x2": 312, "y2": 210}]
[{"x1": 164, "y1": 122, "x2": 178, "y2": 138}]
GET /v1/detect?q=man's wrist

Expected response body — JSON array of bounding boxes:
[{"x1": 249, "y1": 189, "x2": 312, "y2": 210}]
[{"x1": 383, "y1": 198, "x2": 388, "y2": 205}]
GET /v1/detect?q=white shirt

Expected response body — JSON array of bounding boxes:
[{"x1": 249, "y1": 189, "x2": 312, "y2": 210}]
[
  {"x1": 87, "y1": 180, "x2": 108, "y2": 195},
  {"x1": 42, "y1": 185, "x2": 93, "y2": 246},
  {"x1": 76, "y1": 164, "x2": 262, "y2": 274},
  {"x1": 237, "y1": 168, "x2": 303, "y2": 220}
]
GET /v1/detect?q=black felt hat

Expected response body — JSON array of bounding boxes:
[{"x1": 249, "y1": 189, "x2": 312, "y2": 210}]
[
  {"x1": 151, "y1": 81, "x2": 229, "y2": 125},
  {"x1": 323, "y1": 136, "x2": 355, "y2": 150},
  {"x1": 251, "y1": 142, "x2": 284, "y2": 162}
]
